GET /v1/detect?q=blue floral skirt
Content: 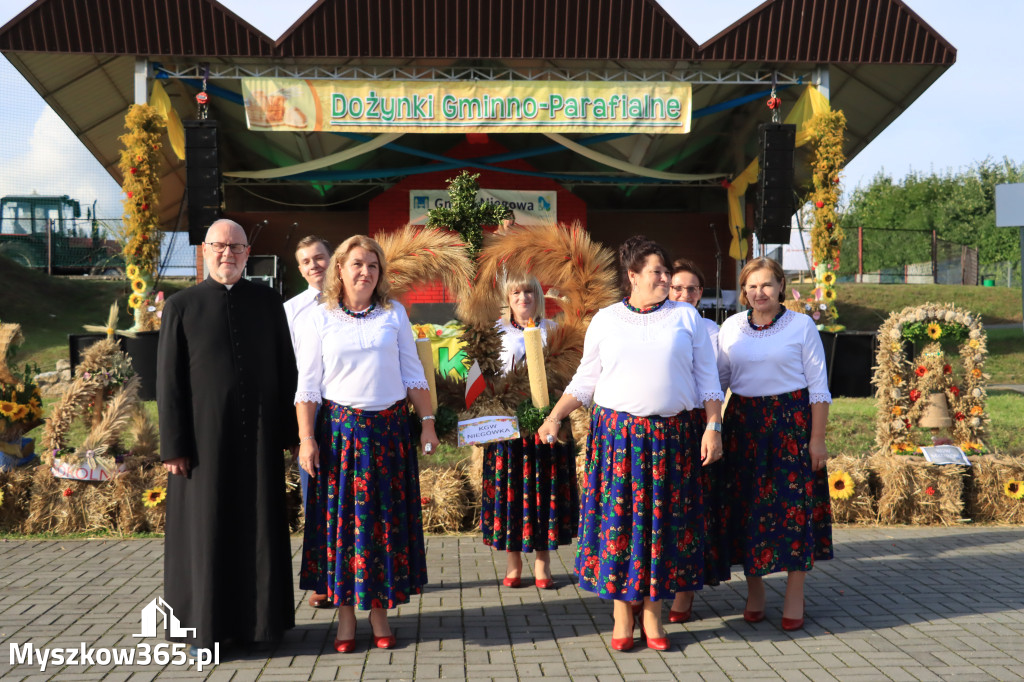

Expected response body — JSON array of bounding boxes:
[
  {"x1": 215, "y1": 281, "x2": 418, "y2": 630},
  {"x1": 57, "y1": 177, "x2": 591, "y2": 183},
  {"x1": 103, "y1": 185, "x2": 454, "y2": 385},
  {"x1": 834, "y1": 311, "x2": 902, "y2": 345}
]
[
  {"x1": 480, "y1": 437, "x2": 578, "y2": 552},
  {"x1": 299, "y1": 399, "x2": 428, "y2": 609},
  {"x1": 719, "y1": 389, "x2": 833, "y2": 576},
  {"x1": 575, "y1": 406, "x2": 704, "y2": 601}
]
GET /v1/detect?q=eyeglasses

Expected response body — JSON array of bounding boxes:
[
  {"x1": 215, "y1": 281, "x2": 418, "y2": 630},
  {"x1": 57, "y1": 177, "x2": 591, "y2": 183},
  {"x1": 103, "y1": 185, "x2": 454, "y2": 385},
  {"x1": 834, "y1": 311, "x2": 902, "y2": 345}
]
[
  {"x1": 204, "y1": 242, "x2": 249, "y2": 254},
  {"x1": 670, "y1": 285, "x2": 702, "y2": 295}
]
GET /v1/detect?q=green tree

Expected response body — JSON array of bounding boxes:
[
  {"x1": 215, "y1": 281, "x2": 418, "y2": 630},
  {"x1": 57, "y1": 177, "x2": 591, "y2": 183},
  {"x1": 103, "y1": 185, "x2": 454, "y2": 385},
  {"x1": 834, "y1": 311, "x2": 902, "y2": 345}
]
[
  {"x1": 426, "y1": 171, "x2": 510, "y2": 255},
  {"x1": 839, "y1": 158, "x2": 1023, "y2": 274}
]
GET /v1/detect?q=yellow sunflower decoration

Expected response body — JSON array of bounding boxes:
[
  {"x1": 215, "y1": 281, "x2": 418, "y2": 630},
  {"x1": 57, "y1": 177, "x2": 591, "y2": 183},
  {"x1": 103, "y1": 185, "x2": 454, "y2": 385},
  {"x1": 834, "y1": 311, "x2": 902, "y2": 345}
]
[
  {"x1": 821, "y1": 272, "x2": 836, "y2": 286},
  {"x1": 926, "y1": 323, "x2": 942, "y2": 339},
  {"x1": 0, "y1": 489, "x2": 4, "y2": 507},
  {"x1": 823, "y1": 288, "x2": 836, "y2": 301},
  {"x1": 828, "y1": 471, "x2": 855, "y2": 499},
  {"x1": 131, "y1": 277, "x2": 148, "y2": 294},
  {"x1": 128, "y1": 293, "x2": 144, "y2": 309},
  {"x1": 0, "y1": 400, "x2": 15, "y2": 418},
  {"x1": 142, "y1": 487, "x2": 167, "y2": 507},
  {"x1": 126, "y1": 264, "x2": 140, "y2": 279}
]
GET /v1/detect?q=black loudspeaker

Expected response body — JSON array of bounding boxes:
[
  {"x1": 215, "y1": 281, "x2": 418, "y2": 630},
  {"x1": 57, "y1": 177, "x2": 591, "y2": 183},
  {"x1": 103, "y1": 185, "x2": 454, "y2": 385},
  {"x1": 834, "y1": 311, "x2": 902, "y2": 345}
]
[
  {"x1": 184, "y1": 120, "x2": 221, "y2": 245},
  {"x1": 756, "y1": 123, "x2": 795, "y2": 244}
]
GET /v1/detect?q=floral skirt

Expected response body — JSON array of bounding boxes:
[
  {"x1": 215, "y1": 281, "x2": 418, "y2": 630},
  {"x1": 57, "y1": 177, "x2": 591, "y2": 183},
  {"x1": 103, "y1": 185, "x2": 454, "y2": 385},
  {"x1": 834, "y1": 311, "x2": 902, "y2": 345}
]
[
  {"x1": 575, "y1": 406, "x2": 704, "y2": 601},
  {"x1": 691, "y1": 408, "x2": 732, "y2": 587},
  {"x1": 299, "y1": 399, "x2": 428, "y2": 609},
  {"x1": 720, "y1": 389, "x2": 833, "y2": 576},
  {"x1": 480, "y1": 436, "x2": 578, "y2": 553}
]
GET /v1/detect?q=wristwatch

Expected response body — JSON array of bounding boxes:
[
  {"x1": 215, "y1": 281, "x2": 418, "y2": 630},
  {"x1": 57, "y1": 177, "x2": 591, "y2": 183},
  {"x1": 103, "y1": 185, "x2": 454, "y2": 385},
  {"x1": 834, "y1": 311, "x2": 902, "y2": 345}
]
[{"x1": 705, "y1": 421, "x2": 722, "y2": 433}]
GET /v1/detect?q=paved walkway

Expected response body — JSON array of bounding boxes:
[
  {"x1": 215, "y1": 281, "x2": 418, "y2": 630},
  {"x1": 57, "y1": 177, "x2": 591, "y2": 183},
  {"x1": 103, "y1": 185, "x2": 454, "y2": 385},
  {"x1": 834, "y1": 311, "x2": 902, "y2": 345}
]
[{"x1": 2, "y1": 527, "x2": 1024, "y2": 681}]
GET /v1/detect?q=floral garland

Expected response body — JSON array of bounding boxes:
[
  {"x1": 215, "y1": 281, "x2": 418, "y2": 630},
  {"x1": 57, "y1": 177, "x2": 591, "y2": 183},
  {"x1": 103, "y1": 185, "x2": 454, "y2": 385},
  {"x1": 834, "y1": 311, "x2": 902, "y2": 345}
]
[
  {"x1": 806, "y1": 109, "x2": 846, "y2": 330},
  {"x1": 117, "y1": 105, "x2": 165, "y2": 329},
  {"x1": 872, "y1": 303, "x2": 989, "y2": 454}
]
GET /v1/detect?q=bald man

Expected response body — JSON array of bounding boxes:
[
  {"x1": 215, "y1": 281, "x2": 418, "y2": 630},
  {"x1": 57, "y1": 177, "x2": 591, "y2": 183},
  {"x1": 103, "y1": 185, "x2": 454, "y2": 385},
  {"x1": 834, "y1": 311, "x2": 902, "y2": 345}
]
[{"x1": 157, "y1": 219, "x2": 298, "y2": 651}]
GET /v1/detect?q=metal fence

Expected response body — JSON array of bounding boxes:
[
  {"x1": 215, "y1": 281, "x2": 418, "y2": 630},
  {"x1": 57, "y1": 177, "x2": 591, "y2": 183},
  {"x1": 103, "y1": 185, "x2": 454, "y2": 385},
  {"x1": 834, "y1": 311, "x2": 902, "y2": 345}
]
[
  {"x1": 843, "y1": 227, "x2": 979, "y2": 285},
  {"x1": 980, "y1": 260, "x2": 1022, "y2": 288}
]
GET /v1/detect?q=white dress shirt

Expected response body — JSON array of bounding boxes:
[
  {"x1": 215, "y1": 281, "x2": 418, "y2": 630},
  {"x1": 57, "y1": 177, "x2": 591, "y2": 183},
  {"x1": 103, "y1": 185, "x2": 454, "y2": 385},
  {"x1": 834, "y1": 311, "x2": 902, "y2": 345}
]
[
  {"x1": 283, "y1": 286, "x2": 320, "y2": 351},
  {"x1": 496, "y1": 317, "x2": 556, "y2": 375},
  {"x1": 294, "y1": 300, "x2": 429, "y2": 411},
  {"x1": 564, "y1": 300, "x2": 724, "y2": 417},
  {"x1": 716, "y1": 309, "x2": 832, "y2": 403}
]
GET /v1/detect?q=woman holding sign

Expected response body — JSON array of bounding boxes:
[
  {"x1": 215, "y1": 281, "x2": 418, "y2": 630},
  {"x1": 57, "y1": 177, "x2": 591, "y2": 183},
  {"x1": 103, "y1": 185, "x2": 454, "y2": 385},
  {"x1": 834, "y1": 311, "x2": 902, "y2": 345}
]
[
  {"x1": 482, "y1": 273, "x2": 578, "y2": 590},
  {"x1": 538, "y1": 237, "x2": 724, "y2": 652},
  {"x1": 294, "y1": 235, "x2": 437, "y2": 653}
]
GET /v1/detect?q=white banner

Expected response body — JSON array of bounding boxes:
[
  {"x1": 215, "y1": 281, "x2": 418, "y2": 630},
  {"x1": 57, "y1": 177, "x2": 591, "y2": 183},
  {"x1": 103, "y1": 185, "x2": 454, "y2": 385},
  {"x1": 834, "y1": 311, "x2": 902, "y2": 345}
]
[
  {"x1": 409, "y1": 189, "x2": 556, "y2": 226},
  {"x1": 457, "y1": 416, "x2": 521, "y2": 447}
]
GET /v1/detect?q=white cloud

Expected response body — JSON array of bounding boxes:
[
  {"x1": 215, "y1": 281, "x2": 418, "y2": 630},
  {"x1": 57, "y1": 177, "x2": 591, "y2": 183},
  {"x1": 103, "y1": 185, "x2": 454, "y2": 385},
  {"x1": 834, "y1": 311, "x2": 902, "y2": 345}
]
[{"x1": 0, "y1": 106, "x2": 124, "y2": 219}]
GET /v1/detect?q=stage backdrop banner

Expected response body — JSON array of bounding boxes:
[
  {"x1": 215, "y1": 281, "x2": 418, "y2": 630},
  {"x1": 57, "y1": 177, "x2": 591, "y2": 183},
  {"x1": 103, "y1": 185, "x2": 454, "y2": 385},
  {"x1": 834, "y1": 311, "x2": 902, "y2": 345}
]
[
  {"x1": 409, "y1": 189, "x2": 556, "y2": 226},
  {"x1": 241, "y1": 78, "x2": 691, "y2": 134}
]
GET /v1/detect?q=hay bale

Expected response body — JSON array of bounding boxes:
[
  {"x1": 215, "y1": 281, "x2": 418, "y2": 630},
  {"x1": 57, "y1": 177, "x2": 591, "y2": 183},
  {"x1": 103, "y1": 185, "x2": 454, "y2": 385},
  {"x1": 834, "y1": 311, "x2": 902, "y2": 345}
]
[
  {"x1": 0, "y1": 465, "x2": 35, "y2": 532},
  {"x1": 828, "y1": 455, "x2": 876, "y2": 524},
  {"x1": 419, "y1": 465, "x2": 472, "y2": 534},
  {"x1": 467, "y1": 445, "x2": 483, "y2": 505},
  {"x1": 138, "y1": 466, "x2": 168, "y2": 532},
  {"x1": 965, "y1": 455, "x2": 1024, "y2": 524},
  {"x1": 24, "y1": 464, "x2": 115, "y2": 535},
  {"x1": 871, "y1": 454, "x2": 966, "y2": 525}
]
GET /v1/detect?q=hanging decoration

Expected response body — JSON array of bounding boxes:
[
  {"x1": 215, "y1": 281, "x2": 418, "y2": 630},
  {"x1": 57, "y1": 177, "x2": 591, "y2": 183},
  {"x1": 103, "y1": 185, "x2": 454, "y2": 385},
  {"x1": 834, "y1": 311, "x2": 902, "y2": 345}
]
[
  {"x1": 117, "y1": 104, "x2": 165, "y2": 330},
  {"x1": 805, "y1": 108, "x2": 847, "y2": 330}
]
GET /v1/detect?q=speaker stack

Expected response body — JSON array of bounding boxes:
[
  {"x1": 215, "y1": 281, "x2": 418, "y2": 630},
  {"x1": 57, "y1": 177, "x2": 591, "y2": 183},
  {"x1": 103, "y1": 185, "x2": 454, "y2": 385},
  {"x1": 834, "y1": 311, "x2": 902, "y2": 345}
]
[
  {"x1": 184, "y1": 120, "x2": 221, "y2": 245},
  {"x1": 755, "y1": 122, "x2": 796, "y2": 245}
]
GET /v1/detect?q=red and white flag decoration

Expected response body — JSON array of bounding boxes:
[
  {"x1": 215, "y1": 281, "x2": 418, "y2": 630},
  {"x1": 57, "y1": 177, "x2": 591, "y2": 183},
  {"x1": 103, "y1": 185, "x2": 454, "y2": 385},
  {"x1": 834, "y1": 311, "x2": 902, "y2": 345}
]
[{"x1": 465, "y1": 360, "x2": 486, "y2": 408}]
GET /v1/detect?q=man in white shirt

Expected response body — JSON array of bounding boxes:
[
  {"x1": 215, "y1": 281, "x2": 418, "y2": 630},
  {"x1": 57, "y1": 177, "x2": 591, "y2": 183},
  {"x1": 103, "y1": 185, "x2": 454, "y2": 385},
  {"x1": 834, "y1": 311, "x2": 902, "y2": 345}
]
[{"x1": 284, "y1": 235, "x2": 332, "y2": 609}]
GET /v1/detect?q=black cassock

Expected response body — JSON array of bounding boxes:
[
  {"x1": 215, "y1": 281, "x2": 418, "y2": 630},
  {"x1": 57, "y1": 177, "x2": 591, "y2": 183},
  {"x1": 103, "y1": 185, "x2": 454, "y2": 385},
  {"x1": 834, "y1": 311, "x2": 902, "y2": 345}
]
[{"x1": 157, "y1": 277, "x2": 298, "y2": 648}]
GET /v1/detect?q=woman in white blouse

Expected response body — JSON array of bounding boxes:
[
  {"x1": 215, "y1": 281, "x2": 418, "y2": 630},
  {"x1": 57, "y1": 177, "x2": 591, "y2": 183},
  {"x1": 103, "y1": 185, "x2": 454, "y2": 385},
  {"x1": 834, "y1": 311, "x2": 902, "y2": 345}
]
[
  {"x1": 538, "y1": 236, "x2": 724, "y2": 652},
  {"x1": 666, "y1": 258, "x2": 730, "y2": 624},
  {"x1": 483, "y1": 274, "x2": 577, "y2": 590},
  {"x1": 716, "y1": 257, "x2": 833, "y2": 632},
  {"x1": 294, "y1": 235, "x2": 438, "y2": 653}
]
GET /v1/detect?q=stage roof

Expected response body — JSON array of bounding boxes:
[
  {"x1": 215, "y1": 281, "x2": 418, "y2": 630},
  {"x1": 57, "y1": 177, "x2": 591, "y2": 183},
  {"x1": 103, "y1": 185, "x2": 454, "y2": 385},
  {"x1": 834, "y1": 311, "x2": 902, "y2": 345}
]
[{"x1": 0, "y1": 0, "x2": 956, "y2": 228}]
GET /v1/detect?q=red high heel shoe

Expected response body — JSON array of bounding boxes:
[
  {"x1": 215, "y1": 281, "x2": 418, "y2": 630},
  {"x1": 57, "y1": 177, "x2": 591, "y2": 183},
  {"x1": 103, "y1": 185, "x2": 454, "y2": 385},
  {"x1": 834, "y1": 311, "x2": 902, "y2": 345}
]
[
  {"x1": 781, "y1": 599, "x2": 806, "y2": 631},
  {"x1": 639, "y1": 621, "x2": 670, "y2": 651},
  {"x1": 333, "y1": 638, "x2": 356, "y2": 653},
  {"x1": 743, "y1": 608, "x2": 765, "y2": 623},
  {"x1": 502, "y1": 576, "x2": 522, "y2": 588},
  {"x1": 372, "y1": 633, "x2": 397, "y2": 649},
  {"x1": 534, "y1": 578, "x2": 554, "y2": 590},
  {"x1": 668, "y1": 607, "x2": 691, "y2": 624}
]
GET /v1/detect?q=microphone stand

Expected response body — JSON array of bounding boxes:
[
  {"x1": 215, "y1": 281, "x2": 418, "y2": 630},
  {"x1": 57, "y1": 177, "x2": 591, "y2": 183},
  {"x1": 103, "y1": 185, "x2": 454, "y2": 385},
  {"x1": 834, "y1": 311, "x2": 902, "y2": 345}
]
[{"x1": 709, "y1": 222, "x2": 723, "y2": 324}]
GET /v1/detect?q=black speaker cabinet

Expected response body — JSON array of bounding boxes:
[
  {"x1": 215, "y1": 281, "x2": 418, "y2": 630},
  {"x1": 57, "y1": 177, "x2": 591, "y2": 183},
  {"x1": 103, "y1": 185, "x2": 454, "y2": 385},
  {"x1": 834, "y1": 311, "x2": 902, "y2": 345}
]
[
  {"x1": 184, "y1": 120, "x2": 221, "y2": 245},
  {"x1": 756, "y1": 123, "x2": 796, "y2": 245}
]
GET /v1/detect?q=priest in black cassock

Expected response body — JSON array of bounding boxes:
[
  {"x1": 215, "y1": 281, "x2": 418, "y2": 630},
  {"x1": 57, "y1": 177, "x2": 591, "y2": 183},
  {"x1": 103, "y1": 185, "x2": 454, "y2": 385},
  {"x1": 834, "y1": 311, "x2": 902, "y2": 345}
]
[{"x1": 157, "y1": 219, "x2": 299, "y2": 650}]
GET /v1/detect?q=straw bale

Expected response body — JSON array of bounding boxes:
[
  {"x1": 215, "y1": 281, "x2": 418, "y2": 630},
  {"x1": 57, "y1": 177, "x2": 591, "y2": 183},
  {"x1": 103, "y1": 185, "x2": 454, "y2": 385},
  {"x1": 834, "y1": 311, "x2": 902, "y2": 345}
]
[
  {"x1": 828, "y1": 455, "x2": 876, "y2": 524},
  {"x1": 964, "y1": 454, "x2": 1024, "y2": 524},
  {"x1": 871, "y1": 454, "x2": 966, "y2": 525},
  {"x1": 0, "y1": 465, "x2": 35, "y2": 532},
  {"x1": 466, "y1": 445, "x2": 484, "y2": 504},
  {"x1": 24, "y1": 464, "x2": 116, "y2": 534},
  {"x1": 419, "y1": 465, "x2": 472, "y2": 534}
]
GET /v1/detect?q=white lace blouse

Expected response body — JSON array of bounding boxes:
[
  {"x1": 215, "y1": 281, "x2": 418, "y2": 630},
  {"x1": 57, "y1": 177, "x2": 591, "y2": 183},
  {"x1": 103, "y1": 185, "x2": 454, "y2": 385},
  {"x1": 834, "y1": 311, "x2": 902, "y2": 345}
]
[
  {"x1": 293, "y1": 300, "x2": 430, "y2": 411},
  {"x1": 716, "y1": 309, "x2": 832, "y2": 404},
  {"x1": 496, "y1": 318, "x2": 556, "y2": 375},
  {"x1": 564, "y1": 300, "x2": 724, "y2": 417}
]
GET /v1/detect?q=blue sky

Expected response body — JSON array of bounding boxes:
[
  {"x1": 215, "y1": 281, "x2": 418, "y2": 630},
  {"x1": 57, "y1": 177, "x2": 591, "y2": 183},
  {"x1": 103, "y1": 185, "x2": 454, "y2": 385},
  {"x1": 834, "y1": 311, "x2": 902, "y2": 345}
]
[{"x1": 1, "y1": 0, "x2": 1021, "y2": 220}]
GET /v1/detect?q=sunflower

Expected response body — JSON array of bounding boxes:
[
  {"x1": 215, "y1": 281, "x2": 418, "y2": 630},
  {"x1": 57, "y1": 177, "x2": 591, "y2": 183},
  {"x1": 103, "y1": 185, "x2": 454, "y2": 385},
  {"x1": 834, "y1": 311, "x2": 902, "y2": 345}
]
[
  {"x1": 128, "y1": 293, "x2": 144, "y2": 309},
  {"x1": 10, "y1": 404, "x2": 29, "y2": 420},
  {"x1": 926, "y1": 323, "x2": 942, "y2": 339},
  {"x1": 1004, "y1": 481, "x2": 1024, "y2": 500},
  {"x1": 0, "y1": 400, "x2": 16, "y2": 418},
  {"x1": 971, "y1": 368, "x2": 982, "y2": 378},
  {"x1": 0, "y1": 489, "x2": 4, "y2": 507},
  {"x1": 142, "y1": 487, "x2": 167, "y2": 508},
  {"x1": 823, "y1": 288, "x2": 836, "y2": 301},
  {"x1": 131, "y1": 277, "x2": 148, "y2": 294},
  {"x1": 821, "y1": 272, "x2": 837, "y2": 286},
  {"x1": 126, "y1": 264, "x2": 140, "y2": 279},
  {"x1": 828, "y1": 471, "x2": 855, "y2": 499}
]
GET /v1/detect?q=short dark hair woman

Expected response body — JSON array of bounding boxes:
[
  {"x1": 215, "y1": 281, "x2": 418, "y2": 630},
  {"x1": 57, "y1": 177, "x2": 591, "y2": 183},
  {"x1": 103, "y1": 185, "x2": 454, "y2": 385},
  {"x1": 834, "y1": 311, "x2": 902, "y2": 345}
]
[
  {"x1": 715, "y1": 257, "x2": 833, "y2": 631},
  {"x1": 538, "y1": 236, "x2": 724, "y2": 651}
]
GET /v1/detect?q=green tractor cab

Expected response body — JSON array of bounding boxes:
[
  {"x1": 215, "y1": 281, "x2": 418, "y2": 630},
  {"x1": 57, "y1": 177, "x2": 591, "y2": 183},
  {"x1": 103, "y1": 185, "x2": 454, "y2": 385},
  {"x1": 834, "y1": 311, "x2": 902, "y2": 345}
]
[{"x1": 0, "y1": 194, "x2": 123, "y2": 275}]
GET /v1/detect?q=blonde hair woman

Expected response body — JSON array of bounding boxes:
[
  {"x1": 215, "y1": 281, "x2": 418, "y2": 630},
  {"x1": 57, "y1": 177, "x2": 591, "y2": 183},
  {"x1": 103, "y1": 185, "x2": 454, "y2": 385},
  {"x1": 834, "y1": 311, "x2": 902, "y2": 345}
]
[
  {"x1": 482, "y1": 273, "x2": 577, "y2": 590},
  {"x1": 294, "y1": 235, "x2": 437, "y2": 653}
]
